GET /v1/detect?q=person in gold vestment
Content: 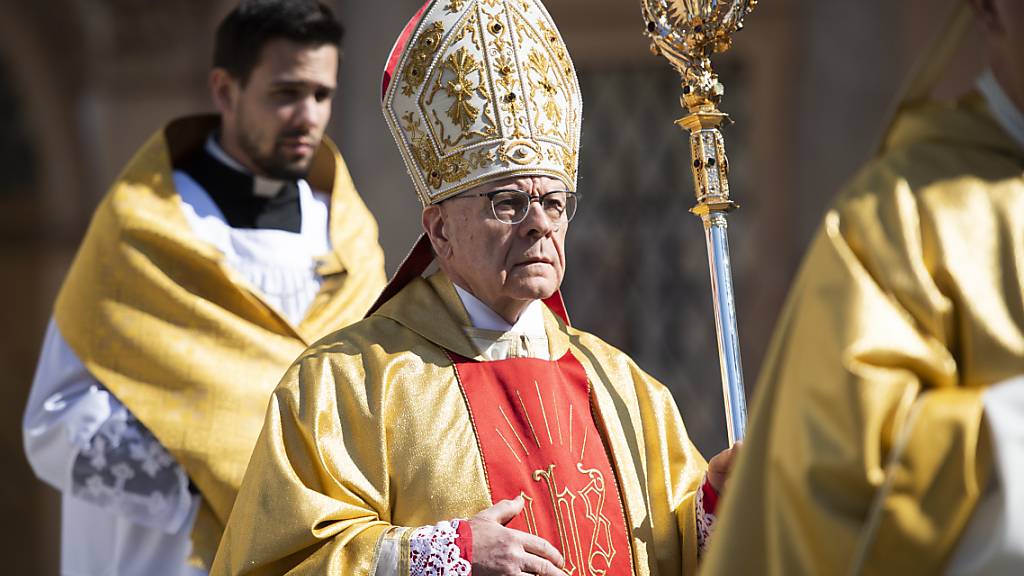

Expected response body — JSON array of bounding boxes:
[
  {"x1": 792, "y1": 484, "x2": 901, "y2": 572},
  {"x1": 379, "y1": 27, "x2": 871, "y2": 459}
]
[
  {"x1": 21, "y1": 2, "x2": 386, "y2": 574},
  {"x1": 703, "y1": 1, "x2": 1024, "y2": 574},
  {"x1": 211, "y1": 1, "x2": 738, "y2": 575}
]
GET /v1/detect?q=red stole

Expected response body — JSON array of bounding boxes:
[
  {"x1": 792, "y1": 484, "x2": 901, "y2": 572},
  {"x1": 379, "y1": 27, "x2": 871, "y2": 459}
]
[{"x1": 453, "y1": 352, "x2": 634, "y2": 575}]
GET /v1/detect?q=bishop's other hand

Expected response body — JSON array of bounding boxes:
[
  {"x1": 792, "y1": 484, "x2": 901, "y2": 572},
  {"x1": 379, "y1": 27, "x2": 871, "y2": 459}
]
[
  {"x1": 708, "y1": 441, "x2": 742, "y2": 494},
  {"x1": 469, "y1": 494, "x2": 566, "y2": 576}
]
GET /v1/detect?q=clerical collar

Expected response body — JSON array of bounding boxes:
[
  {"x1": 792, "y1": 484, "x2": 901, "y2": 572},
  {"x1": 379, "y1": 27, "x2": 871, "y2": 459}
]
[
  {"x1": 453, "y1": 284, "x2": 550, "y2": 361},
  {"x1": 453, "y1": 284, "x2": 546, "y2": 335},
  {"x1": 175, "y1": 134, "x2": 303, "y2": 232},
  {"x1": 978, "y1": 70, "x2": 1024, "y2": 154},
  {"x1": 204, "y1": 136, "x2": 288, "y2": 198}
]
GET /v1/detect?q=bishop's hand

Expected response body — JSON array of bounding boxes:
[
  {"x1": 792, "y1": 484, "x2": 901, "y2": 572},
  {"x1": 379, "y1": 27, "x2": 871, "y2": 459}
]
[
  {"x1": 707, "y1": 441, "x2": 742, "y2": 493},
  {"x1": 469, "y1": 495, "x2": 566, "y2": 576}
]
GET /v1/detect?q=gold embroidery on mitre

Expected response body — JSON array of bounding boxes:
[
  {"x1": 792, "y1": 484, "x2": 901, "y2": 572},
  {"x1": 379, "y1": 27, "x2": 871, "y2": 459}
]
[
  {"x1": 443, "y1": 48, "x2": 481, "y2": 130},
  {"x1": 444, "y1": 0, "x2": 467, "y2": 13},
  {"x1": 402, "y1": 112, "x2": 471, "y2": 188},
  {"x1": 384, "y1": 0, "x2": 582, "y2": 205},
  {"x1": 527, "y1": 52, "x2": 561, "y2": 129},
  {"x1": 402, "y1": 22, "x2": 446, "y2": 97},
  {"x1": 499, "y1": 139, "x2": 542, "y2": 165},
  {"x1": 421, "y1": 10, "x2": 500, "y2": 149}
]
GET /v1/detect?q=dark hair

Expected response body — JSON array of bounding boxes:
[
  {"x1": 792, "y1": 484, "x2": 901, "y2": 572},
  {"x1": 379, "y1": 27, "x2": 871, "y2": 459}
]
[{"x1": 214, "y1": 0, "x2": 345, "y2": 84}]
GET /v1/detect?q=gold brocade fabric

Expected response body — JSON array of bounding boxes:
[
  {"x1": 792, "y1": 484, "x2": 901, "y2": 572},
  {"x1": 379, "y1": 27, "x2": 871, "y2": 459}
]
[
  {"x1": 702, "y1": 95, "x2": 1024, "y2": 575},
  {"x1": 211, "y1": 271, "x2": 708, "y2": 576},
  {"x1": 52, "y1": 115, "x2": 387, "y2": 568}
]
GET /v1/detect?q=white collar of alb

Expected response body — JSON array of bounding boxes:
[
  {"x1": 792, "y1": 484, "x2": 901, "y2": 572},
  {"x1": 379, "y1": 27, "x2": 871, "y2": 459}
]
[
  {"x1": 977, "y1": 70, "x2": 1024, "y2": 153},
  {"x1": 453, "y1": 284, "x2": 547, "y2": 335},
  {"x1": 204, "y1": 135, "x2": 288, "y2": 198}
]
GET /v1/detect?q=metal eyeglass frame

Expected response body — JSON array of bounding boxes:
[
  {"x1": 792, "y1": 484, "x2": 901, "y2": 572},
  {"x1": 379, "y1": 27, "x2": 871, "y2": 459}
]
[{"x1": 456, "y1": 189, "x2": 581, "y2": 225}]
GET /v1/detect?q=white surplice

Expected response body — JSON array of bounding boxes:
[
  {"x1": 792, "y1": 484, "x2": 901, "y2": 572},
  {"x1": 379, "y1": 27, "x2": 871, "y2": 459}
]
[{"x1": 23, "y1": 137, "x2": 330, "y2": 576}]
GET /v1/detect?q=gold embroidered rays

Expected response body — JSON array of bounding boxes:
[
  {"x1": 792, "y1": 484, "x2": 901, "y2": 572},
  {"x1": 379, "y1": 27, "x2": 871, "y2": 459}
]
[
  {"x1": 494, "y1": 379, "x2": 618, "y2": 575},
  {"x1": 384, "y1": 0, "x2": 582, "y2": 205}
]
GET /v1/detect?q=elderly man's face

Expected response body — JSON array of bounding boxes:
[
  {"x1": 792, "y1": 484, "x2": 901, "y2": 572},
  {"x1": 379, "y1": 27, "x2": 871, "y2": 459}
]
[{"x1": 424, "y1": 175, "x2": 569, "y2": 323}]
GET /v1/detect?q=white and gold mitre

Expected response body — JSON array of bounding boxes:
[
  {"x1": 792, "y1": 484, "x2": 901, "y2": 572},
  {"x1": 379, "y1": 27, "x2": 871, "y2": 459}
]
[{"x1": 382, "y1": 0, "x2": 582, "y2": 205}]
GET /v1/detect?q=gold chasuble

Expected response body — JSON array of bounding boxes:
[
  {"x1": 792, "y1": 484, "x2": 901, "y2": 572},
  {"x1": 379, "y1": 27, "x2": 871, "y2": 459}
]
[
  {"x1": 52, "y1": 115, "x2": 386, "y2": 567},
  {"x1": 703, "y1": 95, "x2": 1024, "y2": 575},
  {"x1": 211, "y1": 271, "x2": 708, "y2": 575}
]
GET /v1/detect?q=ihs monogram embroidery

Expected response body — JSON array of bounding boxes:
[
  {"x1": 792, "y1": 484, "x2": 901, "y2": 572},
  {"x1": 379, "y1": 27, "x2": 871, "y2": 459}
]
[
  {"x1": 526, "y1": 464, "x2": 617, "y2": 575},
  {"x1": 492, "y1": 381, "x2": 619, "y2": 575}
]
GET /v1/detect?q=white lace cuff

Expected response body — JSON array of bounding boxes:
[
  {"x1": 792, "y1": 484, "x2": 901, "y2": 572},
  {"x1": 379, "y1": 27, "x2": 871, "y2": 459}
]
[
  {"x1": 374, "y1": 519, "x2": 472, "y2": 576},
  {"x1": 696, "y1": 474, "x2": 719, "y2": 558},
  {"x1": 70, "y1": 408, "x2": 192, "y2": 534}
]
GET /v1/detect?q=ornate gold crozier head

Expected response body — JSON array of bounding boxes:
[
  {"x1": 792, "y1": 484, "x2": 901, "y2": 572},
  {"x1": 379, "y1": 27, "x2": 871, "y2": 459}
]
[{"x1": 641, "y1": 0, "x2": 757, "y2": 113}]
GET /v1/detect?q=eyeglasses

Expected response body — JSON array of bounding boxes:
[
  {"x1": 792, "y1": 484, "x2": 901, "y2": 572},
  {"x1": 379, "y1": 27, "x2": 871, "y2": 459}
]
[{"x1": 455, "y1": 189, "x2": 580, "y2": 225}]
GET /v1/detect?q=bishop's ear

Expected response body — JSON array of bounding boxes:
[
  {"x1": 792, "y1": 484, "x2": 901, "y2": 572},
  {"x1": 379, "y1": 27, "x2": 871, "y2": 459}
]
[{"x1": 422, "y1": 205, "x2": 452, "y2": 260}]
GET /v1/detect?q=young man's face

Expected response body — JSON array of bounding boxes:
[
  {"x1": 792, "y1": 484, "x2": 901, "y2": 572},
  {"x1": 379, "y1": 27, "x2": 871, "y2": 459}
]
[{"x1": 220, "y1": 39, "x2": 338, "y2": 180}]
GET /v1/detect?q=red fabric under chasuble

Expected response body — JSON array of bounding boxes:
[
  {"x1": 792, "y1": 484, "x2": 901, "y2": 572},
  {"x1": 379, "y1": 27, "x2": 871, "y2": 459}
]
[{"x1": 453, "y1": 351, "x2": 634, "y2": 576}]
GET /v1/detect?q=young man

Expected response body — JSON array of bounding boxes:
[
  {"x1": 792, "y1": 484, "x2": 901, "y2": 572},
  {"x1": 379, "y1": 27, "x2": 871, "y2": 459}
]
[
  {"x1": 704, "y1": 1, "x2": 1024, "y2": 574},
  {"x1": 212, "y1": 1, "x2": 737, "y2": 574},
  {"x1": 22, "y1": 2, "x2": 385, "y2": 574}
]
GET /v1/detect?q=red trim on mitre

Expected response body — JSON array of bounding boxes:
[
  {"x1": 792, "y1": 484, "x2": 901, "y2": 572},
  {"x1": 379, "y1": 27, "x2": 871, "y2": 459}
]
[{"x1": 382, "y1": 0, "x2": 433, "y2": 100}]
